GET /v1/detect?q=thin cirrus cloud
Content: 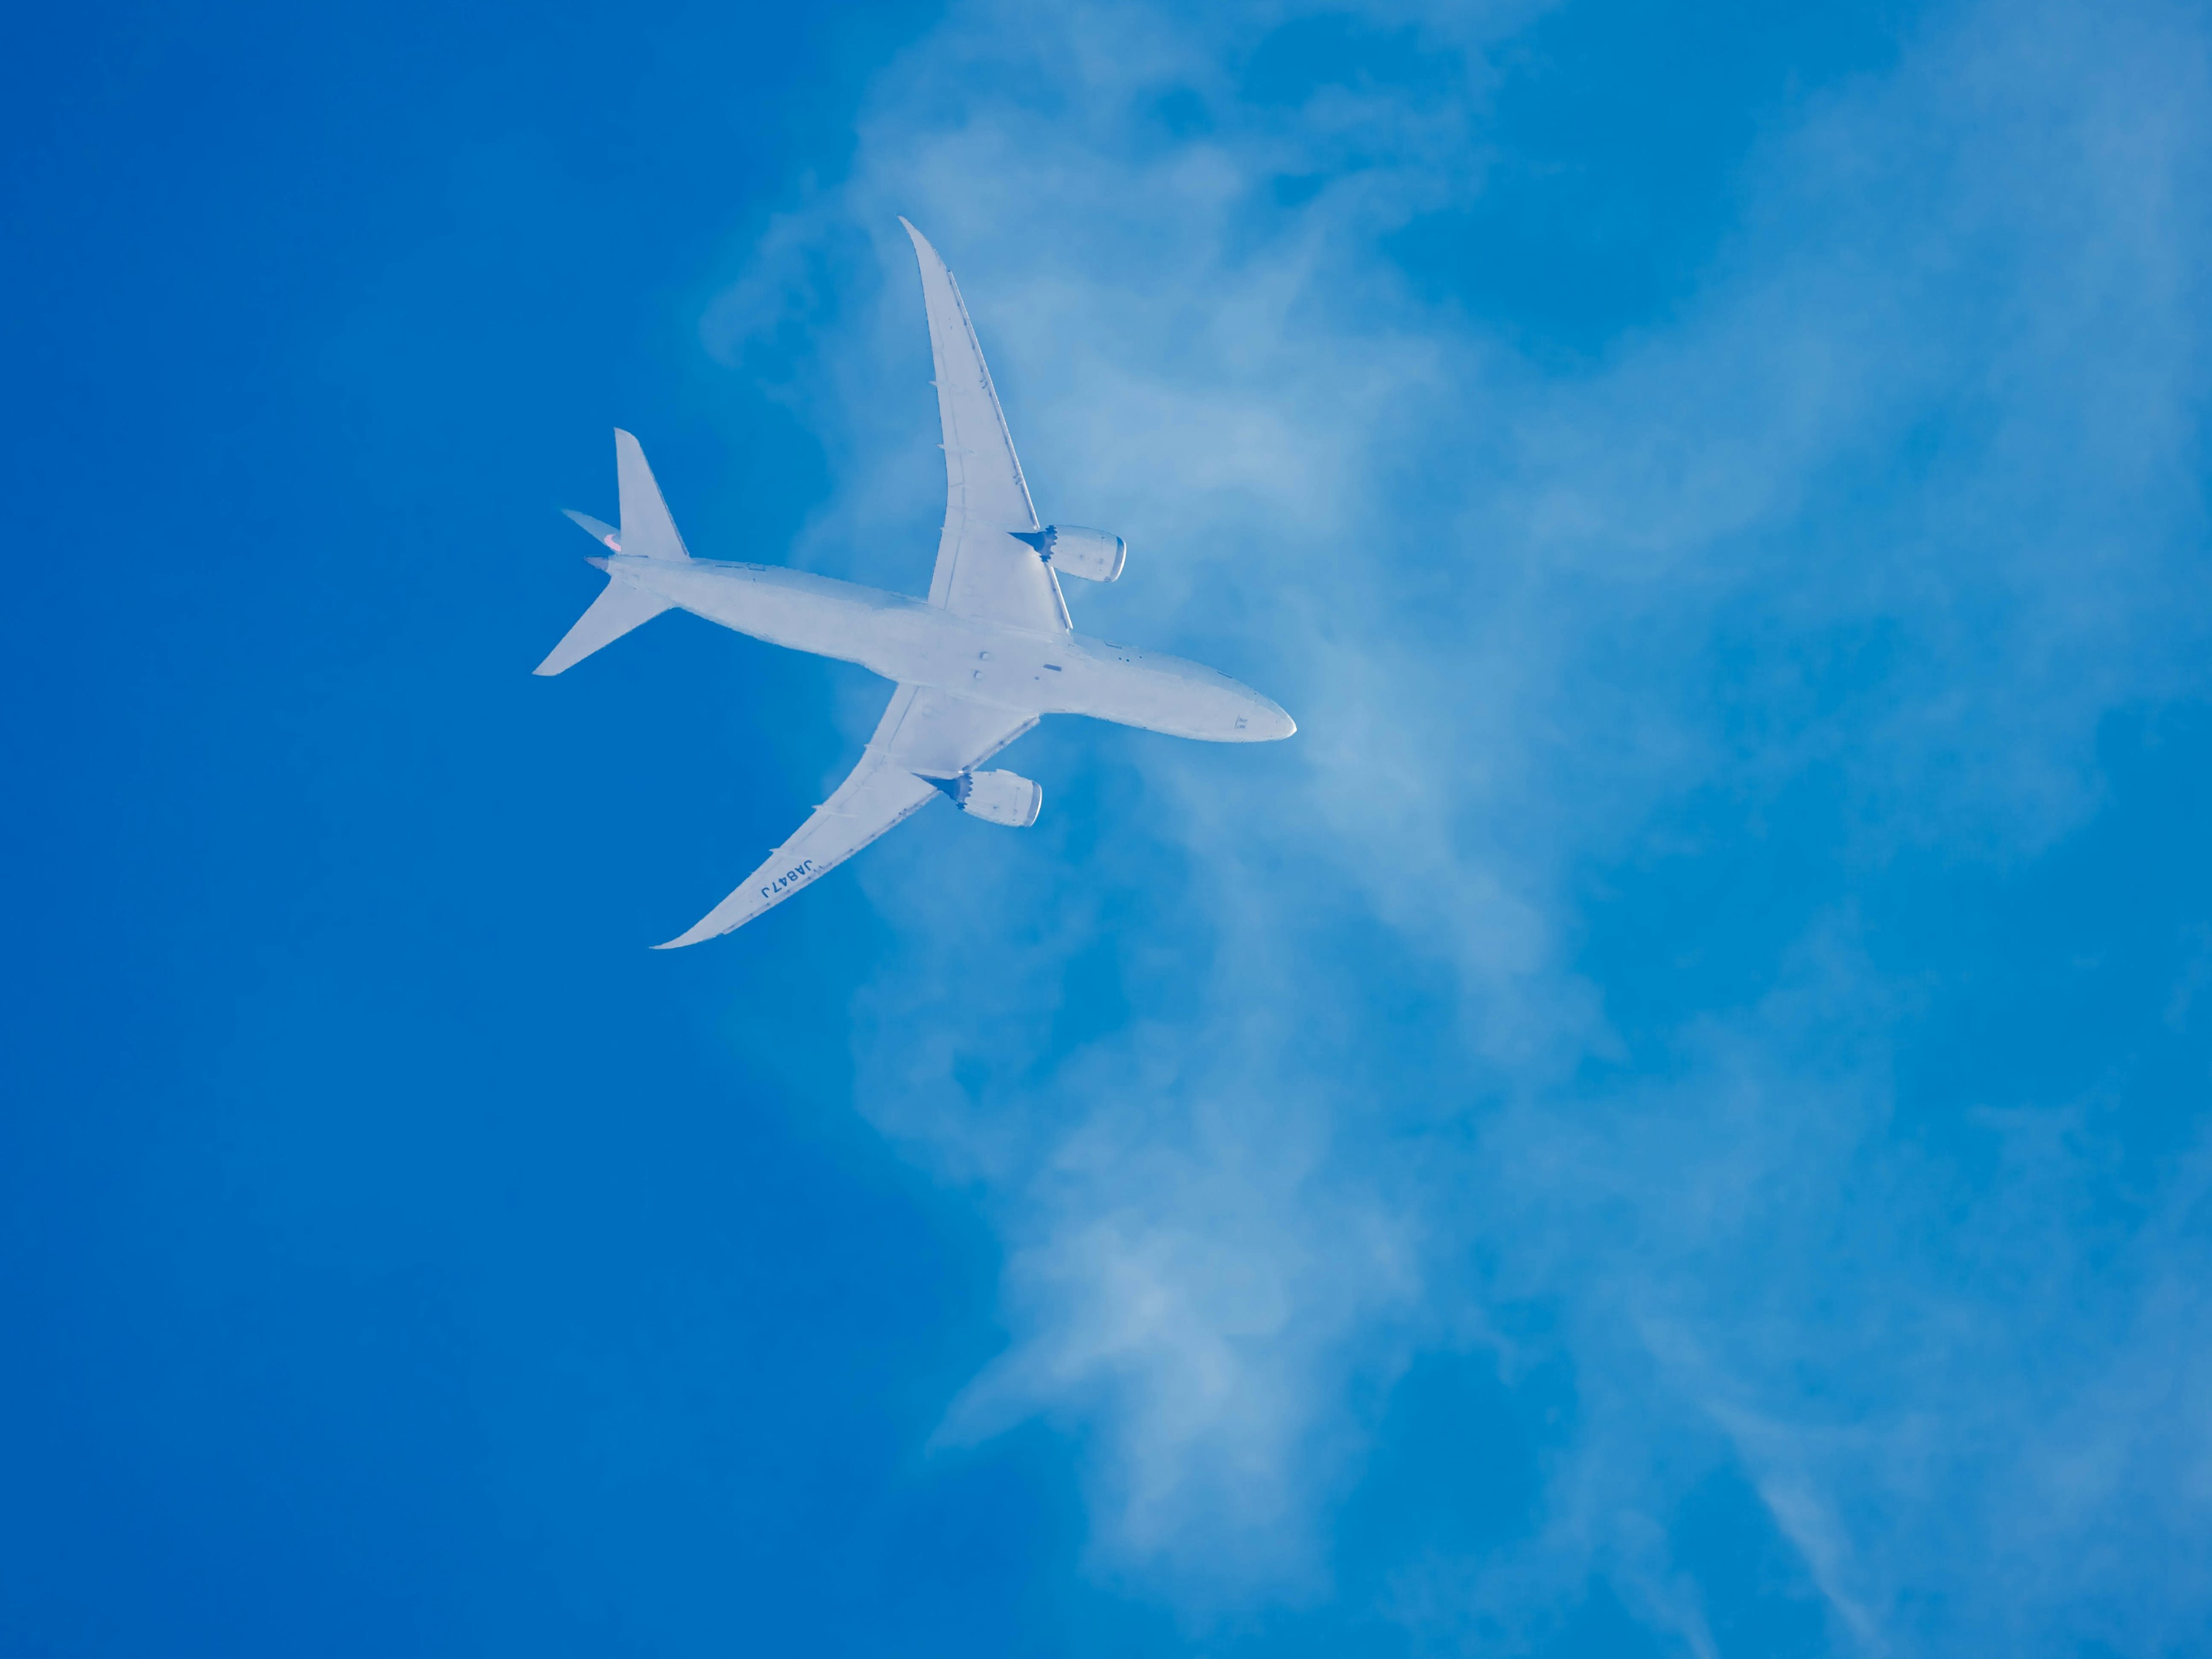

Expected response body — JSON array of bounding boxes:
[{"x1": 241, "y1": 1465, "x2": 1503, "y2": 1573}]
[{"x1": 709, "y1": 0, "x2": 2211, "y2": 1649}]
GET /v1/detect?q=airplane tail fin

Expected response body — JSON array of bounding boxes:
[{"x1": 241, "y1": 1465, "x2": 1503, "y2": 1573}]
[
  {"x1": 615, "y1": 428, "x2": 690, "y2": 563},
  {"x1": 533, "y1": 430, "x2": 689, "y2": 676}
]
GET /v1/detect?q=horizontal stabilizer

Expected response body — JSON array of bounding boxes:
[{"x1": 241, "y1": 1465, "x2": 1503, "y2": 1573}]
[
  {"x1": 533, "y1": 578, "x2": 673, "y2": 676},
  {"x1": 563, "y1": 509, "x2": 620, "y2": 551}
]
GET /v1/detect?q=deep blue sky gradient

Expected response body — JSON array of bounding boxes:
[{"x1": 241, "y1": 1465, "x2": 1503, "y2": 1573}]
[{"x1": 3, "y1": 2, "x2": 2208, "y2": 1656}]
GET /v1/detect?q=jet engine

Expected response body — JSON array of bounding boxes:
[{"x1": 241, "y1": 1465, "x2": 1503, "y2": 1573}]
[
  {"x1": 1014, "y1": 524, "x2": 1126, "y2": 583},
  {"x1": 952, "y1": 768, "x2": 1043, "y2": 827}
]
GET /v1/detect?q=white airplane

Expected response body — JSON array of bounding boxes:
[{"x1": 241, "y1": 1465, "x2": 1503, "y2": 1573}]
[{"x1": 536, "y1": 219, "x2": 1296, "y2": 946}]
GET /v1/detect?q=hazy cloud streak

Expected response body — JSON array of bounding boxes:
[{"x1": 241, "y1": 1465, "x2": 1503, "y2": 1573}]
[{"x1": 711, "y1": 0, "x2": 2212, "y2": 1645}]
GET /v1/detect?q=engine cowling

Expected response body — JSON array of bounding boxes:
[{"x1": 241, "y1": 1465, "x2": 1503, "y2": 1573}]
[
  {"x1": 1017, "y1": 524, "x2": 1126, "y2": 582},
  {"x1": 953, "y1": 768, "x2": 1043, "y2": 828}
]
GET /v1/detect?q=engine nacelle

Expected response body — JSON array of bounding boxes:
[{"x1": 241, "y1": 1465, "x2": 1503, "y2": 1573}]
[
  {"x1": 1015, "y1": 524, "x2": 1126, "y2": 583},
  {"x1": 953, "y1": 768, "x2": 1043, "y2": 828}
]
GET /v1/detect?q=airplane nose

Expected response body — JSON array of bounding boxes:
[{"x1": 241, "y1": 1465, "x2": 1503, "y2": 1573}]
[{"x1": 1248, "y1": 696, "x2": 1296, "y2": 740}]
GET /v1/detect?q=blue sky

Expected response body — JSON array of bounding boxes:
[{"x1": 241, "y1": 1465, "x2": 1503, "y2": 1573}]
[{"x1": 3, "y1": 1, "x2": 2210, "y2": 1654}]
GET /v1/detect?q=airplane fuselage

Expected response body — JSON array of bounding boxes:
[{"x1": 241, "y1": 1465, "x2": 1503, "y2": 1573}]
[{"x1": 606, "y1": 552, "x2": 1295, "y2": 743}]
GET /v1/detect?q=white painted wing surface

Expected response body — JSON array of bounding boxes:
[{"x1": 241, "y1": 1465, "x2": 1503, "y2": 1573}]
[
  {"x1": 900, "y1": 219, "x2": 1071, "y2": 636},
  {"x1": 656, "y1": 684, "x2": 1038, "y2": 946}
]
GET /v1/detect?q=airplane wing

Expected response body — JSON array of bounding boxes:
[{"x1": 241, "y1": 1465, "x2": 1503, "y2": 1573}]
[
  {"x1": 656, "y1": 684, "x2": 1038, "y2": 946},
  {"x1": 900, "y1": 219, "x2": 1071, "y2": 636}
]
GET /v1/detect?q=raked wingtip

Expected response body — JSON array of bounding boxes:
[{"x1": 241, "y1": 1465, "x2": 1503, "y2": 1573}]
[{"x1": 654, "y1": 908, "x2": 738, "y2": 949}]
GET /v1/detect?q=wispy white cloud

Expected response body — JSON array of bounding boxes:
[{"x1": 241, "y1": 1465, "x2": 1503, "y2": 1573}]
[{"x1": 711, "y1": 0, "x2": 2212, "y2": 1644}]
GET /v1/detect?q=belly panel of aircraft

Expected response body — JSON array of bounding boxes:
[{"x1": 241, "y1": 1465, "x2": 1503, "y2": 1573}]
[{"x1": 621, "y1": 558, "x2": 1287, "y2": 740}]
